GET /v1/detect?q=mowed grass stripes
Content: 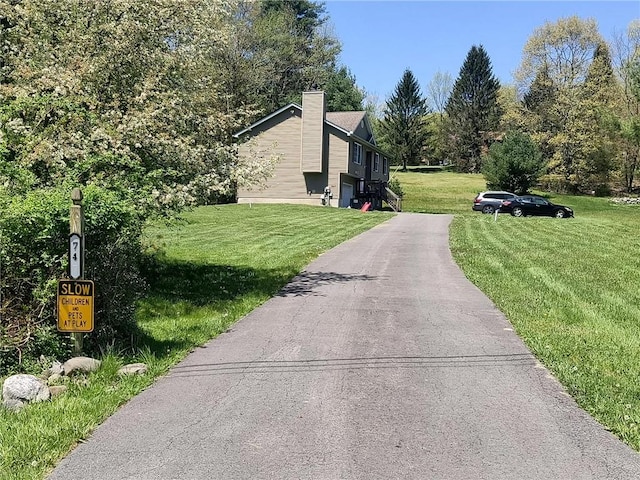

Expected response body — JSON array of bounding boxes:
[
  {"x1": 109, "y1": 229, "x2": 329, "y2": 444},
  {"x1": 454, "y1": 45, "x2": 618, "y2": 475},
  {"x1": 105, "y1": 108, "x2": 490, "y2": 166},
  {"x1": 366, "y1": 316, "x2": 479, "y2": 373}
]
[{"x1": 449, "y1": 211, "x2": 640, "y2": 450}]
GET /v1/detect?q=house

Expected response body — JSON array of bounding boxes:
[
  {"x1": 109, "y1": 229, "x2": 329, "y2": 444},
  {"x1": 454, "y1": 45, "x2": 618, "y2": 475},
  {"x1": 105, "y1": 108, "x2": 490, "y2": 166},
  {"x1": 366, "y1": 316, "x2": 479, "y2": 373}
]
[{"x1": 233, "y1": 90, "x2": 399, "y2": 210}]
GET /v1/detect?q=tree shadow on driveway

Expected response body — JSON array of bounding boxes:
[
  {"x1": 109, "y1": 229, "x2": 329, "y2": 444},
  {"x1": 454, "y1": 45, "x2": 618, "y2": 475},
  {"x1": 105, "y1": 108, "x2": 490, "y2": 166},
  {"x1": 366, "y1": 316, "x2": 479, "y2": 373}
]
[{"x1": 277, "y1": 271, "x2": 378, "y2": 297}]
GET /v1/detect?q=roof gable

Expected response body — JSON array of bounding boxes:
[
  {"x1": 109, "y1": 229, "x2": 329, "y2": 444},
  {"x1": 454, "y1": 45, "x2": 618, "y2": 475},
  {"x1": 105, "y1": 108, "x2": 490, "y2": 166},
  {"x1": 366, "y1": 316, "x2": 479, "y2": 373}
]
[
  {"x1": 233, "y1": 103, "x2": 378, "y2": 147},
  {"x1": 233, "y1": 103, "x2": 302, "y2": 138}
]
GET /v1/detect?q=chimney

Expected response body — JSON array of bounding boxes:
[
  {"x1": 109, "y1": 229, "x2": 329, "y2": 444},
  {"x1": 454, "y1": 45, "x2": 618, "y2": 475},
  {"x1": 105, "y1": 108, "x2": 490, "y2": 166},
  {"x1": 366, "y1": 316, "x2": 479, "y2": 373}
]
[{"x1": 301, "y1": 90, "x2": 325, "y2": 173}]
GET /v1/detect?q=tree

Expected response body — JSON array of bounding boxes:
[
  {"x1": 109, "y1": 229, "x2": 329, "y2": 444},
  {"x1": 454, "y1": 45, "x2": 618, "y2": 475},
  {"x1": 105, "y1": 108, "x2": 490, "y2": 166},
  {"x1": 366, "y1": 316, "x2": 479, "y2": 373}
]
[
  {"x1": 426, "y1": 71, "x2": 453, "y2": 116},
  {"x1": 612, "y1": 20, "x2": 640, "y2": 192},
  {"x1": 248, "y1": 0, "x2": 340, "y2": 112},
  {"x1": 423, "y1": 71, "x2": 453, "y2": 164},
  {"x1": 515, "y1": 16, "x2": 602, "y2": 92},
  {"x1": 324, "y1": 66, "x2": 365, "y2": 112},
  {"x1": 515, "y1": 17, "x2": 606, "y2": 190},
  {"x1": 0, "y1": 0, "x2": 278, "y2": 212},
  {"x1": 482, "y1": 131, "x2": 545, "y2": 194},
  {"x1": 379, "y1": 69, "x2": 429, "y2": 171},
  {"x1": 0, "y1": 0, "x2": 282, "y2": 369},
  {"x1": 260, "y1": 0, "x2": 326, "y2": 39},
  {"x1": 445, "y1": 45, "x2": 501, "y2": 172},
  {"x1": 578, "y1": 42, "x2": 621, "y2": 193},
  {"x1": 521, "y1": 66, "x2": 560, "y2": 164}
]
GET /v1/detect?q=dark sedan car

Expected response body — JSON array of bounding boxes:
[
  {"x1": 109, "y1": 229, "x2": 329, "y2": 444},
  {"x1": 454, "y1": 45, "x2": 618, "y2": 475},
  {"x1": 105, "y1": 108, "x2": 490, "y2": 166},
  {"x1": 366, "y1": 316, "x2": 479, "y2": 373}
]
[{"x1": 501, "y1": 195, "x2": 574, "y2": 218}]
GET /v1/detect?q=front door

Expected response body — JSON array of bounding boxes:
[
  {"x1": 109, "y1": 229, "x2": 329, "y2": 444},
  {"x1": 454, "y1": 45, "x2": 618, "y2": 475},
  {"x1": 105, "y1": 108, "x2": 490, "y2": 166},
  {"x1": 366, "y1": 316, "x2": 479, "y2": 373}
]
[{"x1": 340, "y1": 182, "x2": 353, "y2": 208}]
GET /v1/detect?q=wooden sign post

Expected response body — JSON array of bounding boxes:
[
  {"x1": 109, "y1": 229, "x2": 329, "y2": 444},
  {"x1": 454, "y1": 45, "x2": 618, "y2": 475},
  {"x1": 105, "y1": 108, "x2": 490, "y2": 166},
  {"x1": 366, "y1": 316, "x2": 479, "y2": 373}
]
[{"x1": 69, "y1": 188, "x2": 85, "y2": 354}]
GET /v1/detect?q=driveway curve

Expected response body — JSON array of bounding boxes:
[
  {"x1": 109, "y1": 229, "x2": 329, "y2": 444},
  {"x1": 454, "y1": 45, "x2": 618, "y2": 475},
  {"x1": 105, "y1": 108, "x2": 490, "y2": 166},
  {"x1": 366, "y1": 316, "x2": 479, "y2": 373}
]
[{"x1": 49, "y1": 213, "x2": 640, "y2": 480}]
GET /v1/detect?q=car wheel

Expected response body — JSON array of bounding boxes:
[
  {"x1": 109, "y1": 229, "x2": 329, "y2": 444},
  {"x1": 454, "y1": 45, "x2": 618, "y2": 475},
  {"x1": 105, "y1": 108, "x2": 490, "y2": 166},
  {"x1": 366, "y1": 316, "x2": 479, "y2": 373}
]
[
  {"x1": 482, "y1": 205, "x2": 495, "y2": 214},
  {"x1": 512, "y1": 207, "x2": 524, "y2": 217},
  {"x1": 554, "y1": 209, "x2": 565, "y2": 218}
]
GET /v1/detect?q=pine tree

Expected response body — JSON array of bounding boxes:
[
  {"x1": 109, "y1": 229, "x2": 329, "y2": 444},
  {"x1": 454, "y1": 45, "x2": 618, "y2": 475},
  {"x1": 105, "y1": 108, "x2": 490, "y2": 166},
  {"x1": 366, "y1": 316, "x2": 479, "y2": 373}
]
[
  {"x1": 445, "y1": 45, "x2": 501, "y2": 172},
  {"x1": 379, "y1": 69, "x2": 429, "y2": 171},
  {"x1": 522, "y1": 65, "x2": 559, "y2": 162},
  {"x1": 578, "y1": 42, "x2": 622, "y2": 192}
]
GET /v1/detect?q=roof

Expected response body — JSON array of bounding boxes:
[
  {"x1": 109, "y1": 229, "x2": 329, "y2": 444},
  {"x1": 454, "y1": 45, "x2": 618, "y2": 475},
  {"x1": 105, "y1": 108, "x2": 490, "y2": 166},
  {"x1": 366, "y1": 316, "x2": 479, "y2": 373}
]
[
  {"x1": 233, "y1": 104, "x2": 379, "y2": 150},
  {"x1": 233, "y1": 103, "x2": 302, "y2": 138},
  {"x1": 325, "y1": 111, "x2": 366, "y2": 133}
]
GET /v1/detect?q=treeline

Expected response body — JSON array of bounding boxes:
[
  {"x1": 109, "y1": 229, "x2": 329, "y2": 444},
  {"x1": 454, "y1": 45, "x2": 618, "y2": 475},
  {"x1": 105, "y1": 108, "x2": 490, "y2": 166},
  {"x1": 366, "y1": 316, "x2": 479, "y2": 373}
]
[
  {"x1": 0, "y1": 0, "x2": 362, "y2": 373},
  {"x1": 377, "y1": 17, "x2": 640, "y2": 196}
]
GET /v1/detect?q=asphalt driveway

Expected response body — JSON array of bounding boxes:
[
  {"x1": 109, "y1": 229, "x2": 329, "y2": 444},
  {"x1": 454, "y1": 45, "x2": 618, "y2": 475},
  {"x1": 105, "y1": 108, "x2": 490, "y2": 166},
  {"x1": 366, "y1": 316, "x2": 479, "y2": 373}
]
[{"x1": 49, "y1": 213, "x2": 640, "y2": 480}]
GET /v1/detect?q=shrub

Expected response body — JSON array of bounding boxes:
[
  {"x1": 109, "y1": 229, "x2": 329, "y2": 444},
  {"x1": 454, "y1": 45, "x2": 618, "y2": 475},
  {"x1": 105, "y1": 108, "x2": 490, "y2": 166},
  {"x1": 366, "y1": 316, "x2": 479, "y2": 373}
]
[
  {"x1": 387, "y1": 177, "x2": 405, "y2": 198},
  {"x1": 0, "y1": 185, "x2": 147, "y2": 374},
  {"x1": 482, "y1": 131, "x2": 545, "y2": 195}
]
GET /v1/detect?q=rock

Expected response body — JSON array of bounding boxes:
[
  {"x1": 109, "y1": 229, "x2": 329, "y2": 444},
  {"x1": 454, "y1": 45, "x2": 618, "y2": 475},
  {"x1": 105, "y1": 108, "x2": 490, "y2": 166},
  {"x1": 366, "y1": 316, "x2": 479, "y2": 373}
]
[
  {"x1": 63, "y1": 356, "x2": 101, "y2": 376},
  {"x1": 49, "y1": 360, "x2": 64, "y2": 376},
  {"x1": 48, "y1": 385, "x2": 68, "y2": 398},
  {"x1": 40, "y1": 361, "x2": 64, "y2": 381},
  {"x1": 2, "y1": 374, "x2": 50, "y2": 410},
  {"x1": 118, "y1": 363, "x2": 148, "y2": 376}
]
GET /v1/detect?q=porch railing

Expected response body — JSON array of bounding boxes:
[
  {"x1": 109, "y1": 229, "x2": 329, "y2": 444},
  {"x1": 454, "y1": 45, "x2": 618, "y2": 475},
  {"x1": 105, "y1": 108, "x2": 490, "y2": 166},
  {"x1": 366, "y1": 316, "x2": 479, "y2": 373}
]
[{"x1": 384, "y1": 187, "x2": 402, "y2": 212}]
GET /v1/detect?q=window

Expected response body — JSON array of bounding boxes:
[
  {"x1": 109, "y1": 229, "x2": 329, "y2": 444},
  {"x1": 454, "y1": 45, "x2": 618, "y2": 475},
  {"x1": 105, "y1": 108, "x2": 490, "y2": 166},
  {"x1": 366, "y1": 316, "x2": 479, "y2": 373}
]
[
  {"x1": 352, "y1": 143, "x2": 362, "y2": 165},
  {"x1": 382, "y1": 157, "x2": 388, "y2": 174},
  {"x1": 373, "y1": 153, "x2": 380, "y2": 172}
]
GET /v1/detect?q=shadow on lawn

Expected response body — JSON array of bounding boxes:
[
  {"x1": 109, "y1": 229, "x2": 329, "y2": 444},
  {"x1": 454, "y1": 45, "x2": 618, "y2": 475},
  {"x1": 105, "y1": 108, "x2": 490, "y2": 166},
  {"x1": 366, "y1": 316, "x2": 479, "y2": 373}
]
[{"x1": 142, "y1": 260, "x2": 294, "y2": 306}]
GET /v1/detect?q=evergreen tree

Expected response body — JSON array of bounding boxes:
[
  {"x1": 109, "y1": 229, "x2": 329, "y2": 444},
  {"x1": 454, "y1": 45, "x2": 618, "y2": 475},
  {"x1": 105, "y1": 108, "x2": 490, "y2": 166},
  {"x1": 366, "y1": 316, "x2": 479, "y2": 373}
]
[
  {"x1": 523, "y1": 65, "x2": 556, "y2": 113},
  {"x1": 482, "y1": 131, "x2": 545, "y2": 194},
  {"x1": 522, "y1": 65, "x2": 559, "y2": 162},
  {"x1": 445, "y1": 45, "x2": 501, "y2": 172},
  {"x1": 578, "y1": 42, "x2": 621, "y2": 192},
  {"x1": 324, "y1": 66, "x2": 365, "y2": 112},
  {"x1": 379, "y1": 69, "x2": 429, "y2": 171}
]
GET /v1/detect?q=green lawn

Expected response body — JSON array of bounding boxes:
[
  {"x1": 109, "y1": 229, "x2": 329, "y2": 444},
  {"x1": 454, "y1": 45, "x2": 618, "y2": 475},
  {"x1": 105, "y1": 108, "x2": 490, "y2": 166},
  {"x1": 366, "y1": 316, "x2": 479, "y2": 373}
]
[
  {"x1": 4, "y1": 173, "x2": 640, "y2": 478},
  {"x1": 394, "y1": 169, "x2": 484, "y2": 214},
  {"x1": 397, "y1": 169, "x2": 640, "y2": 450},
  {"x1": 0, "y1": 204, "x2": 393, "y2": 480}
]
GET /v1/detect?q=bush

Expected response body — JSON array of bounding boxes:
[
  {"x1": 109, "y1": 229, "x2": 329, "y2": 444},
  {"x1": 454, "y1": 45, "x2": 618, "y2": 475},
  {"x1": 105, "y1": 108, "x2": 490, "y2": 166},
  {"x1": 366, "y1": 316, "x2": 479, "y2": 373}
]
[
  {"x1": 0, "y1": 185, "x2": 147, "y2": 375},
  {"x1": 482, "y1": 132, "x2": 545, "y2": 195},
  {"x1": 387, "y1": 177, "x2": 404, "y2": 198}
]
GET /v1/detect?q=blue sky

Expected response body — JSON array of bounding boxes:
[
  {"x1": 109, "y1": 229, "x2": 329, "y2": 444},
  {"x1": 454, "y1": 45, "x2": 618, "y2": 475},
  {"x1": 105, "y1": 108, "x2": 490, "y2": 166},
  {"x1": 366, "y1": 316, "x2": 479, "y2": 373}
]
[{"x1": 323, "y1": 1, "x2": 639, "y2": 101}]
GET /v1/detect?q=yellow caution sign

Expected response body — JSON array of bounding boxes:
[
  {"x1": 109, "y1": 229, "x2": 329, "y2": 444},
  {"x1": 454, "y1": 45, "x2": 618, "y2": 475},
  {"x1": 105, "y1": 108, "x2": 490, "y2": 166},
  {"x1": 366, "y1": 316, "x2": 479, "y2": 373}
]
[{"x1": 57, "y1": 279, "x2": 94, "y2": 332}]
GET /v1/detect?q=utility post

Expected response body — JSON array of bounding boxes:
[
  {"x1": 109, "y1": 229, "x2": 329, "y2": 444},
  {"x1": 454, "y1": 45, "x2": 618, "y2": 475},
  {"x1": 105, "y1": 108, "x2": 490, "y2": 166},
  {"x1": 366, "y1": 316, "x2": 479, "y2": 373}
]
[{"x1": 69, "y1": 188, "x2": 84, "y2": 355}]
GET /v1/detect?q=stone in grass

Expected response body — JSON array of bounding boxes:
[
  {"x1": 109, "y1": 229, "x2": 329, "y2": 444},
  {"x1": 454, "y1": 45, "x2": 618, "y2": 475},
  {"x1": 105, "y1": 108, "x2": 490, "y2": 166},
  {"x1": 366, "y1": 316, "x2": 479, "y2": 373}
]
[
  {"x1": 2, "y1": 374, "x2": 50, "y2": 410},
  {"x1": 118, "y1": 363, "x2": 148, "y2": 376},
  {"x1": 40, "y1": 361, "x2": 65, "y2": 384},
  {"x1": 63, "y1": 357, "x2": 101, "y2": 376},
  {"x1": 49, "y1": 360, "x2": 64, "y2": 377}
]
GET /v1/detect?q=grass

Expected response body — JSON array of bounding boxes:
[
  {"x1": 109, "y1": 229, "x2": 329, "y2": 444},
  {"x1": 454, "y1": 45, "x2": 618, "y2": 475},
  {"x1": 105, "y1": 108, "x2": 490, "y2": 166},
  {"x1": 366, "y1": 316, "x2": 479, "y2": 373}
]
[
  {"x1": 0, "y1": 204, "x2": 393, "y2": 480},
  {"x1": 397, "y1": 169, "x2": 640, "y2": 450},
  {"x1": 5, "y1": 172, "x2": 640, "y2": 476},
  {"x1": 392, "y1": 169, "x2": 486, "y2": 214}
]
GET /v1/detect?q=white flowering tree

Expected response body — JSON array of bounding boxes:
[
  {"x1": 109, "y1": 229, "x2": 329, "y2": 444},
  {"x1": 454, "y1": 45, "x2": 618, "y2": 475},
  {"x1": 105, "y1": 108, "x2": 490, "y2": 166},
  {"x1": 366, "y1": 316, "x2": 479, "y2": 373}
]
[
  {"x1": 0, "y1": 0, "x2": 278, "y2": 213},
  {"x1": 0, "y1": 0, "x2": 284, "y2": 369}
]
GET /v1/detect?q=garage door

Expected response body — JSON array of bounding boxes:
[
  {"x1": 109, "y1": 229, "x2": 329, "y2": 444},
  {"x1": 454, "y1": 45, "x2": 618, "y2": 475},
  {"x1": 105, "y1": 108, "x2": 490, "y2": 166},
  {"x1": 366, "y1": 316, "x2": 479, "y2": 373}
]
[{"x1": 340, "y1": 182, "x2": 353, "y2": 208}]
